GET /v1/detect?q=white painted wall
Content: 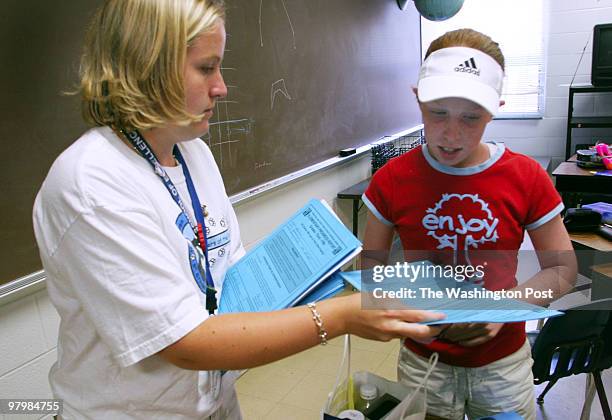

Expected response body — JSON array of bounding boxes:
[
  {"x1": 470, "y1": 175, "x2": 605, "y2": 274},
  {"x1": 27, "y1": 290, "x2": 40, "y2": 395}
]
[
  {"x1": 0, "y1": 293, "x2": 58, "y2": 420},
  {"x1": 484, "y1": 0, "x2": 612, "y2": 158},
  {"x1": 4, "y1": 1, "x2": 612, "y2": 413}
]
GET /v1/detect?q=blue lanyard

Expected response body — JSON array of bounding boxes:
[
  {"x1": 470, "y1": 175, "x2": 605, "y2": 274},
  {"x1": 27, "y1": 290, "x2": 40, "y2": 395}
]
[{"x1": 120, "y1": 128, "x2": 218, "y2": 314}]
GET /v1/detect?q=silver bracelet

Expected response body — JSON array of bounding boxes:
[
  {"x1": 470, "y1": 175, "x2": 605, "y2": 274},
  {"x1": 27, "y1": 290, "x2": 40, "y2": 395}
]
[{"x1": 307, "y1": 302, "x2": 328, "y2": 345}]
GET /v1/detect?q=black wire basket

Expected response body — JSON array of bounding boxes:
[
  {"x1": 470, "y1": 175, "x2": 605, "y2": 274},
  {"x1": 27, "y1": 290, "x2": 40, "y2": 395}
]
[{"x1": 371, "y1": 132, "x2": 425, "y2": 174}]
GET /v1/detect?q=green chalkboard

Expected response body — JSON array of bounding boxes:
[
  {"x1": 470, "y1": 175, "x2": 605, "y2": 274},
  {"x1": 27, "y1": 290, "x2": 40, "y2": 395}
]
[{"x1": 0, "y1": 0, "x2": 422, "y2": 285}]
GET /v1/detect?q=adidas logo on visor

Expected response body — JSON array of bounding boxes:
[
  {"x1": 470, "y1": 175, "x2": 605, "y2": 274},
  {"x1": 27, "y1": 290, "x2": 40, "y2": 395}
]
[{"x1": 454, "y1": 57, "x2": 480, "y2": 76}]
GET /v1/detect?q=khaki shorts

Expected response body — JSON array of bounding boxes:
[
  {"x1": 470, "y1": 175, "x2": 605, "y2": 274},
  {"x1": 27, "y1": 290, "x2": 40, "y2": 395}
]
[{"x1": 398, "y1": 340, "x2": 536, "y2": 420}]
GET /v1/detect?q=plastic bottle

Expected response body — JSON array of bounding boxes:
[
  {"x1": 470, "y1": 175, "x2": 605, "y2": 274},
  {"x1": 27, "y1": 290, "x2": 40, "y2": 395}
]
[{"x1": 355, "y1": 383, "x2": 378, "y2": 415}]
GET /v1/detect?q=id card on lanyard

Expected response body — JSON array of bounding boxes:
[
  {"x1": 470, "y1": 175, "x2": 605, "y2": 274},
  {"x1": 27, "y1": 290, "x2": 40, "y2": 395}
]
[{"x1": 120, "y1": 128, "x2": 218, "y2": 315}]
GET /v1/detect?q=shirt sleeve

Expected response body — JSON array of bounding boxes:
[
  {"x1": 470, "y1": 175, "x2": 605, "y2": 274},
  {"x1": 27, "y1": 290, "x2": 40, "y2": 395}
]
[
  {"x1": 525, "y1": 162, "x2": 564, "y2": 231},
  {"x1": 53, "y1": 204, "x2": 207, "y2": 367},
  {"x1": 363, "y1": 164, "x2": 395, "y2": 226}
]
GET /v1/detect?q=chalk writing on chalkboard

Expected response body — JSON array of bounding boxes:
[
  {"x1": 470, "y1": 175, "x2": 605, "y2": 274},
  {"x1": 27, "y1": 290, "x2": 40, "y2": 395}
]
[
  {"x1": 259, "y1": 0, "x2": 296, "y2": 49},
  {"x1": 202, "y1": 62, "x2": 250, "y2": 169},
  {"x1": 271, "y1": 79, "x2": 292, "y2": 110}
]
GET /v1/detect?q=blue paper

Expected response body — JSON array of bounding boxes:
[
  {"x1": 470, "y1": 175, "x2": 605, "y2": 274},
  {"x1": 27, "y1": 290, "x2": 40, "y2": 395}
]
[
  {"x1": 336, "y1": 265, "x2": 564, "y2": 324},
  {"x1": 294, "y1": 272, "x2": 346, "y2": 305},
  {"x1": 219, "y1": 199, "x2": 361, "y2": 313}
]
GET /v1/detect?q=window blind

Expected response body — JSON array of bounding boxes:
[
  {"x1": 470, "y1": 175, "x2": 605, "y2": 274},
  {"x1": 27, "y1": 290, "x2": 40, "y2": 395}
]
[{"x1": 420, "y1": 0, "x2": 545, "y2": 119}]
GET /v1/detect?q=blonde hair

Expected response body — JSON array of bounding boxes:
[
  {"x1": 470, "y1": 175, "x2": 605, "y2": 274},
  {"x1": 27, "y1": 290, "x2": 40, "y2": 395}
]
[
  {"x1": 79, "y1": 0, "x2": 225, "y2": 130},
  {"x1": 425, "y1": 28, "x2": 505, "y2": 71}
]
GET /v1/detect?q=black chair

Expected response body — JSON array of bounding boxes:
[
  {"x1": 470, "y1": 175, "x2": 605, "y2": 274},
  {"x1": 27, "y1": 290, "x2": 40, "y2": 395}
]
[
  {"x1": 530, "y1": 299, "x2": 612, "y2": 419},
  {"x1": 586, "y1": 314, "x2": 612, "y2": 419}
]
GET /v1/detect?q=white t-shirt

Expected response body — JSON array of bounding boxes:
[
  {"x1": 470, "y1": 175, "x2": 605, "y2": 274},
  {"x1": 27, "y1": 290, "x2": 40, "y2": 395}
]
[{"x1": 33, "y1": 126, "x2": 245, "y2": 419}]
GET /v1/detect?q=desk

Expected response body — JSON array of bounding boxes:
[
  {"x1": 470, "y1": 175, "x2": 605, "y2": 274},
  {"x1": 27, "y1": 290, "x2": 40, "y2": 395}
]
[
  {"x1": 592, "y1": 263, "x2": 612, "y2": 301},
  {"x1": 570, "y1": 232, "x2": 612, "y2": 253},
  {"x1": 552, "y1": 161, "x2": 612, "y2": 208},
  {"x1": 569, "y1": 232, "x2": 612, "y2": 299},
  {"x1": 555, "y1": 159, "x2": 612, "y2": 298},
  {"x1": 337, "y1": 179, "x2": 369, "y2": 236}
]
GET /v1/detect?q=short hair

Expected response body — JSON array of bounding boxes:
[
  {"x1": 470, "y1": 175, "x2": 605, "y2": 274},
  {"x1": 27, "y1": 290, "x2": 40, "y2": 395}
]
[
  {"x1": 425, "y1": 28, "x2": 505, "y2": 71},
  {"x1": 79, "y1": 0, "x2": 226, "y2": 130}
]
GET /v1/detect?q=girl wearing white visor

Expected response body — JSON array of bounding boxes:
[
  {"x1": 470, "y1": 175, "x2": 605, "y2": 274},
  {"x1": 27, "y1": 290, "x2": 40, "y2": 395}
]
[{"x1": 362, "y1": 29, "x2": 576, "y2": 420}]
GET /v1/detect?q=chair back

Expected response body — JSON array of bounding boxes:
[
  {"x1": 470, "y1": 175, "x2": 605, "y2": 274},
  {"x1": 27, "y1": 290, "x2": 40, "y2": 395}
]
[
  {"x1": 594, "y1": 309, "x2": 612, "y2": 371},
  {"x1": 531, "y1": 299, "x2": 612, "y2": 384}
]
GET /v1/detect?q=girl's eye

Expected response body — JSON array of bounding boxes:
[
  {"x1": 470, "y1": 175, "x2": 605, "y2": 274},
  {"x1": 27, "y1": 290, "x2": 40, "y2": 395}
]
[
  {"x1": 431, "y1": 110, "x2": 447, "y2": 117},
  {"x1": 200, "y1": 67, "x2": 215, "y2": 74},
  {"x1": 464, "y1": 115, "x2": 481, "y2": 121}
]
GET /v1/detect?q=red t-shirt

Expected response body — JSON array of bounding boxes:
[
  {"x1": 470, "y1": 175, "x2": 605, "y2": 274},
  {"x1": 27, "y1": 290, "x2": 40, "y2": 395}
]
[{"x1": 363, "y1": 143, "x2": 563, "y2": 367}]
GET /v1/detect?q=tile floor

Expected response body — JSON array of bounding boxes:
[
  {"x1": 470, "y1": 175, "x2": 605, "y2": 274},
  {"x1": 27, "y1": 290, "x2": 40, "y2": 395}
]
[
  {"x1": 534, "y1": 370, "x2": 612, "y2": 420},
  {"x1": 235, "y1": 334, "x2": 399, "y2": 420},
  {"x1": 236, "y1": 326, "x2": 612, "y2": 420}
]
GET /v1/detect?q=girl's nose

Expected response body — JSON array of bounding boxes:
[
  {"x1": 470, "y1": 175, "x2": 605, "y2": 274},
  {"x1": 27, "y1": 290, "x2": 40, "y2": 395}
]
[
  {"x1": 444, "y1": 117, "x2": 460, "y2": 141},
  {"x1": 211, "y1": 71, "x2": 227, "y2": 99}
]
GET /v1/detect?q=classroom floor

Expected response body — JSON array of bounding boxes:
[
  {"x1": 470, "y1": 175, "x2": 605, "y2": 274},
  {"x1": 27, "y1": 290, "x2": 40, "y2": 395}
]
[
  {"x1": 235, "y1": 288, "x2": 612, "y2": 420},
  {"x1": 235, "y1": 331, "x2": 612, "y2": 419},
  {"x1": 235, "y1": 334, "x2": 399, "y2": 419}
]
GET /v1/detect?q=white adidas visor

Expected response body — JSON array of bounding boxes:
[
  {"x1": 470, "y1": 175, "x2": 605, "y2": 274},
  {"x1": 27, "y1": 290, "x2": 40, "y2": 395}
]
[{"x1": 417, "y1": 46, "x2": 504, "y2": 116}]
